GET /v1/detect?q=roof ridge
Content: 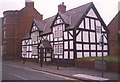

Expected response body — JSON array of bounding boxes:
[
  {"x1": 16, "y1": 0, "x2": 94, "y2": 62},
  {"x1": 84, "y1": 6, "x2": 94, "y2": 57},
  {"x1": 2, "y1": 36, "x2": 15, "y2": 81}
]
[{"x1": 65, "y1": 2, "x2": 93, "y2": 13}]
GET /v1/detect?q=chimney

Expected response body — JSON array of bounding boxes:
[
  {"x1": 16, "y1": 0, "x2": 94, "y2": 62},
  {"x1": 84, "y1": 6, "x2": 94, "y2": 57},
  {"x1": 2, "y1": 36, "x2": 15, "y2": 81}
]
[
  {"x1": 58, "y1": 2, "x2": 66, "y2": 13},
  {"x1": 25, "y1": 0, "x2": 34, "y2": 8}
]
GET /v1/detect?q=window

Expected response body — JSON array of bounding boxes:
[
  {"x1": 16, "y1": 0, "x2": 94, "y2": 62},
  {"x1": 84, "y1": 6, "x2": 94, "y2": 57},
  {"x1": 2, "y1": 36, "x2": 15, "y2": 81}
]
[
  {"x1": 53, "y1": 25, "x2": 63, "y2": 38},
  {"x1": 96, "y1": 20, "x2": 101, "y2": 34},
  {"x1": 96, "y1": 26, "x2": 101, "y2": 34},
  {"x1": 54, "y1": 44, "x2": 63, "y2": 54},
  {"x1": 3, "y1": 30, "x2": 6, "y2": 38}
]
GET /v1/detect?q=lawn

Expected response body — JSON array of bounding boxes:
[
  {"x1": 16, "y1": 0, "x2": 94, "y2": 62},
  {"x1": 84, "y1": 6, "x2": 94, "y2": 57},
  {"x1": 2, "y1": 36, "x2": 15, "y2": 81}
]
[{"x1": 79, "y1": 55, "x2": 119, "y2": 62}]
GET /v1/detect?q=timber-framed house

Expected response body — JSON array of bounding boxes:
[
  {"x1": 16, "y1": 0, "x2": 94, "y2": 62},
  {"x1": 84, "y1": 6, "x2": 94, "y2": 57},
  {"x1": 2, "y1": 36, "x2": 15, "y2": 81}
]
[{"x1": 22, "y1": 2, "x2": 109, "y2": 66}]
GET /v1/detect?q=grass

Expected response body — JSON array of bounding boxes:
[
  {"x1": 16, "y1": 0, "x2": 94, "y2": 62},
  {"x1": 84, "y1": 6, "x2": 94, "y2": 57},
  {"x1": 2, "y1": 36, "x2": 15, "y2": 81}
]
[{"x1": 79, "y1": 55, "x2": 120, "y2": 62}]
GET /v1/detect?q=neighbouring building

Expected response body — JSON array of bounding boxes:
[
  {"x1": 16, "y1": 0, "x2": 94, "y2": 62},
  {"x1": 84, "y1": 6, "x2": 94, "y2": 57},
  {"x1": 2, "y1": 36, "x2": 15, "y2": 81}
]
[
  {"x1": 2, "y1": 0, "x2": 43, "y2": 60},
  {"x1": 108, "y1": 11, "x2": 120, "y2": 56},
  {"x1": 22, "y1": 2, "x2": 109, "y2": 66},
  {"x1": 0, "y1": 18, "x2": 3, "y2": 57}
]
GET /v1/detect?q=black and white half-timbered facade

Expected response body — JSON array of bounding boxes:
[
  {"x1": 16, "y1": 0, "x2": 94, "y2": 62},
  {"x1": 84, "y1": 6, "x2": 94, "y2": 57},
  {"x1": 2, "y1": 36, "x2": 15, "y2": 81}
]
[{"x1": 22, "y1": 2, "x2": 109, "y2": 66}]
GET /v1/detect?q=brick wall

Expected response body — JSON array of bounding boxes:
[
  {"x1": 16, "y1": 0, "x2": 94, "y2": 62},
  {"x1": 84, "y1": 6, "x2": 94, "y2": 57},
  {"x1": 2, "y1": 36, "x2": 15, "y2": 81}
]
[
  {"x1": 75, "y1": 59, "x2": 118, "y2": 73},
  {"x1": 2, "y1": 1, "x2": 43, "y2": 60},
  {"x1": 108, "y1": 12, "x2": 119, "y2": 56}
]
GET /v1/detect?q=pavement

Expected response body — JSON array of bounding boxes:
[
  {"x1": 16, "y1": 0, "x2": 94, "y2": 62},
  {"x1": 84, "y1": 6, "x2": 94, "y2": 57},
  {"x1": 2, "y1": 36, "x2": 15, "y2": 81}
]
[{"x1": 3, "y1": 60, "x2": 119, "y2": 82}]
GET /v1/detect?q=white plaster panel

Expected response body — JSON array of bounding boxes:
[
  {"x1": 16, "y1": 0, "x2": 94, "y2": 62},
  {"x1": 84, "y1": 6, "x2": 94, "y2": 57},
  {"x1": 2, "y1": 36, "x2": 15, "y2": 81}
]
[
  {"x1": 83, "y1": 31, "x2": 89, "y2": 42},
  {"x1": 91, "y1": 52, "x2": 96, "y2": 57},
  {"x1": 70, "y1": 51, "x2": 74, "y2": 59},
  {"x1": 79, "y1": 20, "x2": 84, "y2": 29},
  {"x1": 91, "y1": 19, "x2": 95, "y2": 30},
  {"x1": 90, "y1": 32, "x2": 95, "y2": 42},
  {"x1": 76, "y1": 32, "x2": 81, "y2": 42},
  {"x1": 84, "y1": 52, "x2": 89, "y2": 57},
  {"x1": 86, "y1": 8, "x2": 97, "y2": 18},
  {"x1": 97, "y1": 52, "x2": 102, "y2": 57},
  {"x1": 46, "y1": 58, "x2": 51, "y2": 61},
  {"x1": 64, "y1": 32, "x2": 68, "y2": 39},
  {"x1": 70, "y1": 41, "x2": 73, "y2": 49},
  {"x1": 83, "y1": 44, "x2": 89, "y2": 50},
  {"x1": 64, "y1": 51, "x2": 68, "y2": 59},
  {"x1": 76, "y1": 44, "x2": 82, "y2": 50},
  {"x1": 85, "y1": 18, "x2": 89, "y2": 29},
  {"x1": 77, "y1": 52, "x2": 82, "y2": 58},
  {"x1": 91, "y1": 45, "x2": 96, "y2": 50},
  {"x1": 64, "y1": 41, "x2": 68, "y2": 49}
]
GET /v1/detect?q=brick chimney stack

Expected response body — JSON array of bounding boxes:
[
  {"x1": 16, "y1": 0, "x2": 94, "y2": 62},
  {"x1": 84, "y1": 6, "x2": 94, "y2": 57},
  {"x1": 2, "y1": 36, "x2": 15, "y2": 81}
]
[
  {"x1": 25, "y1": 0, "x2": 34, "y2": 8},
  {"x1": 58, "y1": 2, "x2": 66, "y2": 13}
]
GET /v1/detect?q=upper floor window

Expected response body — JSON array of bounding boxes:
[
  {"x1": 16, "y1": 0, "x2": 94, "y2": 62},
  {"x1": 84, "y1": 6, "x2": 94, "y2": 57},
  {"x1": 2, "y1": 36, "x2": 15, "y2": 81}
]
[
  {"x1": 96, "y1": 26, "x2": 101, "y2": 34},
  {"x1": 53, "y1": 25, "x2": 63, "y2": 38},
  {"x1": 54, "y1": 16, "x2": 63, "y2": 25},
  {"x1": 31, "y1": 31, "x2": 39, "y2": 44}
]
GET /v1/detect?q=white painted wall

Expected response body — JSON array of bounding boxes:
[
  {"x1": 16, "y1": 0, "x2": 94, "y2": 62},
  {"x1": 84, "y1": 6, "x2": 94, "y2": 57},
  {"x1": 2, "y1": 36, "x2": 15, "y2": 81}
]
[{"x1": 76, "y1": 8, "x2": 108, "y2": 58}]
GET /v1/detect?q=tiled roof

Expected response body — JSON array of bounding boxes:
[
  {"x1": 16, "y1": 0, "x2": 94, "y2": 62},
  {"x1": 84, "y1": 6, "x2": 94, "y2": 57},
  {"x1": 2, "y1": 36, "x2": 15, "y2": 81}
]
[
  {"x1": 22, "y1": 32, "x2": 31, "y2": 40},
  {"x1": 23, "y1": 2, "x2": 94, "y2": 38},
  {"x1": 40, "y1": 2, "x2": 93, "y2": 35},
  {"x1": 34, "y1": 19, "x2": 45, "y2": 31}
]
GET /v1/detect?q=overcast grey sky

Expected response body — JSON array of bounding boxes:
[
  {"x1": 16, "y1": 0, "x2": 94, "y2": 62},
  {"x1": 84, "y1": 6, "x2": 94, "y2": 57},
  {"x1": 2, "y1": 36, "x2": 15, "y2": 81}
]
[{"x1": 0, "y1": 0, "x2": 119, "y2": 25}]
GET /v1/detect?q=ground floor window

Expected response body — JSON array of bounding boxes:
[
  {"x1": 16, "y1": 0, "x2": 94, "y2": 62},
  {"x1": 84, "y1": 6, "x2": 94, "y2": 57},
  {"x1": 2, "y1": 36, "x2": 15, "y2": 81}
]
[{"x1": 54, "y1": 44, "x2": 63, "y2": 54}]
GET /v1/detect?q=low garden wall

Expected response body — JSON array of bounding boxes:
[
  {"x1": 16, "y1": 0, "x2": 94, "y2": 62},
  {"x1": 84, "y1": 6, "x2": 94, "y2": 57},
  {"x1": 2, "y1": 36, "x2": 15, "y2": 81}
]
[{"x1": 75, "y1": 59, "x2": 119, "y2": 73}]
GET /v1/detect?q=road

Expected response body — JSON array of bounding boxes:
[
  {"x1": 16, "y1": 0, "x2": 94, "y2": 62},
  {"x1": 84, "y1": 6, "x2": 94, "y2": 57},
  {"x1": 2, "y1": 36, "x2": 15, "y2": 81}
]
[{"x1": 2, "y1": 63, "x2": 78, "y2": 80}]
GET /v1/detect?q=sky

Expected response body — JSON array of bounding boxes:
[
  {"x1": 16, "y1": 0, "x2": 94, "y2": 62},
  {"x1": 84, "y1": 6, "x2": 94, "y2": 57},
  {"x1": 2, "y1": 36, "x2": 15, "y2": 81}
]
[{"x1": 0, "y1": 0, "x2": 119, "y2": 25}]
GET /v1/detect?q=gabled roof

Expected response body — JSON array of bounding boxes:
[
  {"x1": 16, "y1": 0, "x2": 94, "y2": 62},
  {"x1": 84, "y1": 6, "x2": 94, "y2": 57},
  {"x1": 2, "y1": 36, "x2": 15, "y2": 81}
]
[
  {"x1": 22, "y1": 32, "x2": 31, "y2": 40},
  {"x1": 40, "y1": 16, "x2": 56, "y2": 35},
  {"x1": 34, "y1": 19, "x2": 45, "y2": 32},
  {"x1": 23, "y1": 2, "x2": 107, "y2": 39}
]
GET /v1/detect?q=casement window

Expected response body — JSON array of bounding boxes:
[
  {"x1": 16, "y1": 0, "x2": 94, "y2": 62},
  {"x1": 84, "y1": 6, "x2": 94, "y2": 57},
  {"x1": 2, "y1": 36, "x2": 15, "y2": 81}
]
[
  {"x1": 53, "y1": 25, "x2": 63, "y2": 38},
  {"x1": 54, "y1": 44, "x2": 63, "y2": 54}
]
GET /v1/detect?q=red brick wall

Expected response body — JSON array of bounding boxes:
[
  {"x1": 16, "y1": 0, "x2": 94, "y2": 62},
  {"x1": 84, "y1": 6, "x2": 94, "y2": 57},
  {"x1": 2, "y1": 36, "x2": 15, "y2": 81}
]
[
  {"x1": 108, "y1": 13, "x2": 119, "y2": 56},
  {"x1": 2, "y1": 11, "x2": 18, "y2": 59},
  {"x1": 106, "y1": 62, "x2": 118, "y2": 73},
  {"x1": 75, "y1": 59, "x2": 94, "y2": 69},
  {"x1": 75, "y1": 59, "x2": 118, "y2": 73},
  {"x1": 2, "y1": 1, "x2": 43, "y2": 60}
]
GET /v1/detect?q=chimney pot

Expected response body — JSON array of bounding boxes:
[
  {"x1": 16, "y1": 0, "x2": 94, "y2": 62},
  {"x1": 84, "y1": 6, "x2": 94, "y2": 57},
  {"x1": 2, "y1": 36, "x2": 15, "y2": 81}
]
[
  {"x1": 25, "y1": 0, "x2": 34, "y2": 8},
  {"x1": 58, "y1": 2, "x2": 66, "y2": 13}
]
